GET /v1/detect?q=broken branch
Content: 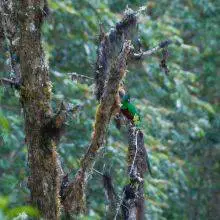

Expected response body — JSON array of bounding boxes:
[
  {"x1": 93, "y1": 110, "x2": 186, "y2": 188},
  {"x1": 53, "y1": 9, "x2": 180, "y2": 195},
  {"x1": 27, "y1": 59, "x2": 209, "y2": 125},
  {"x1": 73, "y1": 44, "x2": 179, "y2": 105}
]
[
  {"x1": 132, "y1": 39, "x2": 172, "y2": 59},
  {"x1": 0, "y1": 77, "x2": 20, "y2": 89}
]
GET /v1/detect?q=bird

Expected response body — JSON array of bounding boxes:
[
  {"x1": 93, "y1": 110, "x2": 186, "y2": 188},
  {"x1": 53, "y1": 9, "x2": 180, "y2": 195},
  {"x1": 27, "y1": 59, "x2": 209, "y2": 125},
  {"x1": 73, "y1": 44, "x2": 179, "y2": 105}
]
[
  {"x1": 120, "y1": 94, "x2": 141, "y2": 125},
  {"x1": 121, "y1": 95, "x2": 152, "y2": 176}
]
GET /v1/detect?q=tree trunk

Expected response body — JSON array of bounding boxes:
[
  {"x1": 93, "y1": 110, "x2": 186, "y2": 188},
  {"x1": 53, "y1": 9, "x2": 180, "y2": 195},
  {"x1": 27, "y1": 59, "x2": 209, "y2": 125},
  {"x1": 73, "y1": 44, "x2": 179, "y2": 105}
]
[{"x1": 18, "y1": 1, "x2": 61, "y2": 219}]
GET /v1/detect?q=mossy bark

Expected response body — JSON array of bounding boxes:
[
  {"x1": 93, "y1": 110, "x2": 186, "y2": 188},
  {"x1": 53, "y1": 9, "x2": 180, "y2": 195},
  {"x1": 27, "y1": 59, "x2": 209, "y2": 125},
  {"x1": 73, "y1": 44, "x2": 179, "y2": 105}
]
[
  {"x1": 62, "y1": 41, "x2": 131, "y2": 214},
  {"x1": 121, "y1": 126, "x2": 148, "y2": 220},
  {"x1": 18, "y1": 1, "x2": 61, "y2": 219}
]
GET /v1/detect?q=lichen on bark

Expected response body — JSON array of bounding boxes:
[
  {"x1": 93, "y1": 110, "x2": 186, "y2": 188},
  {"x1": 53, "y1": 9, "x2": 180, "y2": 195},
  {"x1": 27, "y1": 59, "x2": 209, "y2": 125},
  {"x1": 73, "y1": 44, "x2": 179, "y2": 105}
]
[{"x1": 17, "y1": 1, "x2": 62, "y2": 219}]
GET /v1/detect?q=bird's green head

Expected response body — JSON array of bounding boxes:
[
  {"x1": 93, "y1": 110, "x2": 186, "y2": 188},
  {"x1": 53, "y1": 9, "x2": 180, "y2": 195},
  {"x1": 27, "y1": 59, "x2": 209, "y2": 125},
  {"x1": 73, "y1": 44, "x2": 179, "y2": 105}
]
[{"x1": 122, "y1": 94, "x2": 130, "y2": 103}]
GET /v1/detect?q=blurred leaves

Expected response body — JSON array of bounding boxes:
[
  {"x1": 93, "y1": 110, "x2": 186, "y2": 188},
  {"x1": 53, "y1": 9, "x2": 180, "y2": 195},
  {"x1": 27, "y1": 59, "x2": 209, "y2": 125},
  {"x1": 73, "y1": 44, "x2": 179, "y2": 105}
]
[
  {"x1": 0, "y1": 196, "x2": 39, "y2": 219},
  {"x1": 0, "y1": 0, "x2": 220, "y2": 219}
]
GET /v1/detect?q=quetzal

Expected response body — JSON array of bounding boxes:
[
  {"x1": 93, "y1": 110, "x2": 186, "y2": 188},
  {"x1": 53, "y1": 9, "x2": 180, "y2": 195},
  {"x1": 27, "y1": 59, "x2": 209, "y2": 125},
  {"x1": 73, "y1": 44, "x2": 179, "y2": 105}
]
[
  {"x1": 120, "y1": 94, "x2": 141, "y2": 125},
  {"x1": 120, "y1": 95, "x2": 152, "y2": 176}
]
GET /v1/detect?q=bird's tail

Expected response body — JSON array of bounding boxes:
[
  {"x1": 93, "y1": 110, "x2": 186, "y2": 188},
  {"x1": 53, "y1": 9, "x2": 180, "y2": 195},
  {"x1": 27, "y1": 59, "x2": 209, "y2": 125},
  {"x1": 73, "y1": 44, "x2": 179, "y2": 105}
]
[{"x1": 146, "y1": 152, "x2": 152, "y2": 176}]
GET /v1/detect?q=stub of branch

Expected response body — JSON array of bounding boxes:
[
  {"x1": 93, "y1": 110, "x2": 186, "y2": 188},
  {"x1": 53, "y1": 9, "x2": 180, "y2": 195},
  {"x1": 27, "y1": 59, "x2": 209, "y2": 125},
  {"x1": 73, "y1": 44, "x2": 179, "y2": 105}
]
[
  {"x1": 95, "y1": 8, "x2": 137, "y2": 101},
  {"x1": 41, "y1": 102, "x2": 81, "y2": 146},
  {"x1": 160, "y1": 47, "x2": 170, "y2": 75},
  {"x1": 0, "y1": 77, "x2": 20, "y2": 89},
  {"x1": 69, "y1": 72, "x2": 94, "y2": 83}
]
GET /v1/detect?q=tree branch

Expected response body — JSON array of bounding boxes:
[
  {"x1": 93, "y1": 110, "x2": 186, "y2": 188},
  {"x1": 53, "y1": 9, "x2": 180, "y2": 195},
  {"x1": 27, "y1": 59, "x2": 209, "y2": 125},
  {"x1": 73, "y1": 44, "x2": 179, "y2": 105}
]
[
  {"x1": 132, "y1": 39, "x2": 172, "y2": 59},
  {"x1": 61, "y1": 8, "x2": 158, "y2": 215},
  {"x1": 0, "y1": 77, "x2": 20, "y2": 89},
  {"x1": 69, "y1": 72, "x2": 94, "y2": 83},
  {"x1": 0, "y1": 0, "x2": 21, "y2": 83},
  {"x1": 62, "y1": 40, "x2": 132, "y2": 213},
  {"x1": 95, "y1": 8, "x2": 138, "y2": 101}
]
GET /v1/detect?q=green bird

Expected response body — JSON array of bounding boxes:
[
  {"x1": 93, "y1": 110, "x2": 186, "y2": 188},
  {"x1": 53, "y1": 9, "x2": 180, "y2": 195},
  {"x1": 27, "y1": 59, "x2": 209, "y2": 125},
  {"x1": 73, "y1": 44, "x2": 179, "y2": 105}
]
[{"x1": 120, "y1": 94, "x2": 141, "y2": 125}]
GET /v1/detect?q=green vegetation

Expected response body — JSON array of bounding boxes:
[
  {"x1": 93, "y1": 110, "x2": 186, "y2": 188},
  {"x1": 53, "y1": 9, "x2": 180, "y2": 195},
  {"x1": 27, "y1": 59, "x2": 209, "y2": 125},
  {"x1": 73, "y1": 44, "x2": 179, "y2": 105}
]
[{"x1": 0, "y1": 0, "x2": 219, "y2": 219}]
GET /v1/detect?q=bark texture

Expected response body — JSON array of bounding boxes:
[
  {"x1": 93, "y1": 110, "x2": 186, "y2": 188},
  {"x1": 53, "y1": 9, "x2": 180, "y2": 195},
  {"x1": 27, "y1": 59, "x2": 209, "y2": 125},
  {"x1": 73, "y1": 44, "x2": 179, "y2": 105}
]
[
  {"x1": 0, "y1": 0, "x2": 20, "y2": 85},
  {"x1": 121, "y1": 126, "x2": 149, "y2": 220},
  {"x1": 103, "y1": 173, "x2": 118, "y2": 219},
  {"x1": 18, "y1": 1, "x2": 62, "y2": 219},
  {"x1": 95, "y1": 8, "x2": 137, "y2": 101}
]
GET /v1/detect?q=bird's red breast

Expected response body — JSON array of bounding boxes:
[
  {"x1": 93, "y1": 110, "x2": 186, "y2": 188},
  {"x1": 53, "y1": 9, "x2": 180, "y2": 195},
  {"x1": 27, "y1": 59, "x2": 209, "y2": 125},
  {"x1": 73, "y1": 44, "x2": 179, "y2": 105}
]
[{"x1": 121, "y1": 109, "x2": 134, "y2": 121}]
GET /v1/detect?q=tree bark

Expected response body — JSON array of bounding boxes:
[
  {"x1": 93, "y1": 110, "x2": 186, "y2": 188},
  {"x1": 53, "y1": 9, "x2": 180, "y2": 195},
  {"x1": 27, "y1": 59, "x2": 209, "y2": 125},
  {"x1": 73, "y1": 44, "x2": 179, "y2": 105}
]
[
  {"x1": 121, "y1": 126, "x2": 149, "y2": 220},
  {"x1": 61, "y1": 9, "x2": 138, "y2": 214},
  {"x1": 62, "y1": 40, "x2": 131, "y2": 214},
  {"x1": 18, "y1": 1, "x2": 62, "y2": 219},
  {"x1": 102, "y1": 173, "x2": 118, "y2": 219}
]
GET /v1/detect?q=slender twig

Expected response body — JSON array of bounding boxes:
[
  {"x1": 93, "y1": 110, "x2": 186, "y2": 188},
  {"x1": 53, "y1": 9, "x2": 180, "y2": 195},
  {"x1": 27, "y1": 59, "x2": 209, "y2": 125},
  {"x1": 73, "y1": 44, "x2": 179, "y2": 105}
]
[
  {"x1": 69, "y1": 72, "x2": 94, "y2": 81},
  {"x1": 132, "y1": 39, "x2": 172, "y2": 59},
  {"x1": 0, "y1": 78, "x2": 15, "y2": 85},
  {"x1": 0, "y1": 77, "x2": 20, "y2": 88},
  {"x1": 93, "y1": 168, "x2": 103, "y2": 176}
]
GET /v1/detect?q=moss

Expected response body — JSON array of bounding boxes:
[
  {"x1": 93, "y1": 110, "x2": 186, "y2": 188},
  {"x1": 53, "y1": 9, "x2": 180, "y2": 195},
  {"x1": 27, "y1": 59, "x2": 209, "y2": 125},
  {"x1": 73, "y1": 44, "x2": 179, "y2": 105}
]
[
  {"x1": 20, "y1": 81, "x2": 52, "y2": 115},
  {"x1": 20, "y1": 85, "x2": 35, "y2": 102},
  {"x1": 92, "y1": 104, "x2": 102, "y2": 137},
  {"x1": 20, "y1": 80, "x2": 52, "y2": 101},
  {"x1": 43, "y1": 81, "x2": 52, "y2": 100}
]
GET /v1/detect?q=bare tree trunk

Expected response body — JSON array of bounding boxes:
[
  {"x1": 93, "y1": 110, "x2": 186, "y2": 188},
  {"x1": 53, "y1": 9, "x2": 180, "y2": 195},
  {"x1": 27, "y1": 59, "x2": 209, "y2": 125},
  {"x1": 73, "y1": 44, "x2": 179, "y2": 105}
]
[{"x1": 18, "y1": 1, "x2": 62, "y2": 219}]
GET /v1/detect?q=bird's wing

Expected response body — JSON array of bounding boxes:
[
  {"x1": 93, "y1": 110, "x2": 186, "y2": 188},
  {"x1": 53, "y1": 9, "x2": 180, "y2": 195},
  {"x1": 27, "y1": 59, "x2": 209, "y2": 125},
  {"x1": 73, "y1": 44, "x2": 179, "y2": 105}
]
[{"x1": 127, "y1": 103, "x2": 138, "y2": 116}]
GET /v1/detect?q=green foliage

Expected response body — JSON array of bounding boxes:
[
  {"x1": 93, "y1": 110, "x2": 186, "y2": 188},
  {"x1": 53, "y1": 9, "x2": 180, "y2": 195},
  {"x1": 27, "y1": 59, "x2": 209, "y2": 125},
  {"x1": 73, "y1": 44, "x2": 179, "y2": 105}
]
[
  {"x1": 0, "y1": 0, "x2": 219, "y2": 219},
  {"x1": 0, "y1": 196, "x2": 39, "y2": 219}
]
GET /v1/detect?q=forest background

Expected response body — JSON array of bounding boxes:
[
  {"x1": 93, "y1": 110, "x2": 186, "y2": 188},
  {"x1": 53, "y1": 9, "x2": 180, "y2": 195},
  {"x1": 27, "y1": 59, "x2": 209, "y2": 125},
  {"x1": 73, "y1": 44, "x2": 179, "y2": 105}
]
[{"x1": 0, "y1": 0, "x2": 219, "y2": 219}]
